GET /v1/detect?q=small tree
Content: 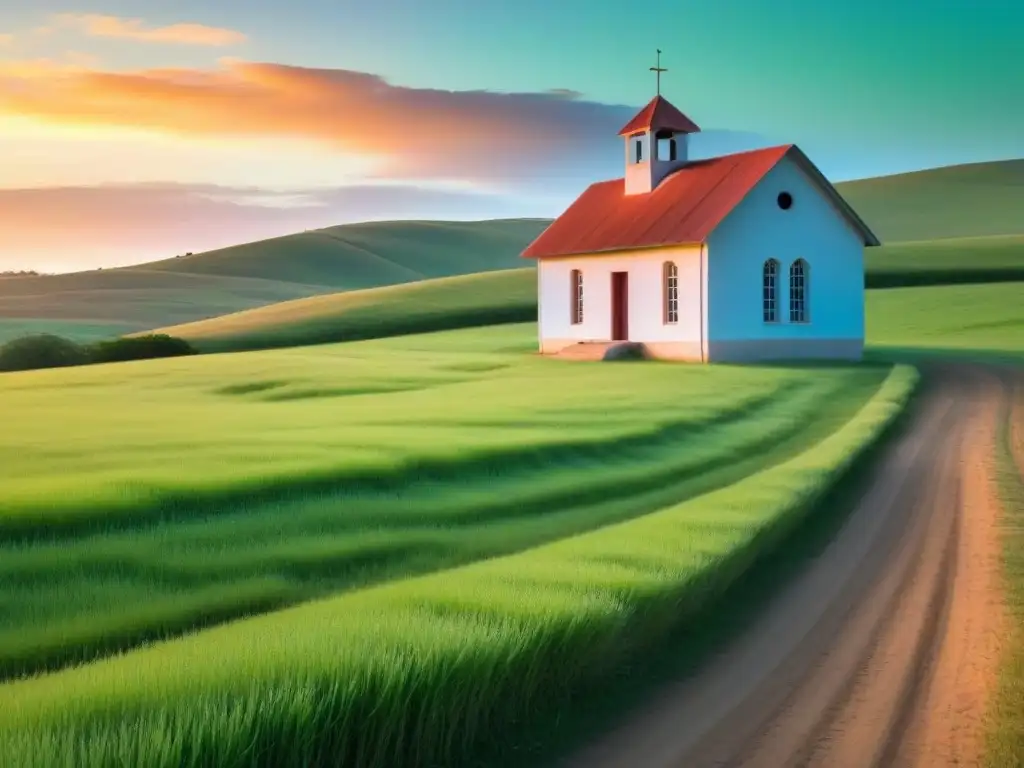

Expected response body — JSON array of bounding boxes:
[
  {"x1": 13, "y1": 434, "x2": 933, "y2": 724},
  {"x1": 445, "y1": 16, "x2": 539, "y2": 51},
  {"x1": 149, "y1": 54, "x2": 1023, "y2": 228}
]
[
  {"x1": 0, "y1": 334, "x2": 88, "y2": 372},
  {"x1": 88, "y1": 334, "x2": 198, "y2": 364}
]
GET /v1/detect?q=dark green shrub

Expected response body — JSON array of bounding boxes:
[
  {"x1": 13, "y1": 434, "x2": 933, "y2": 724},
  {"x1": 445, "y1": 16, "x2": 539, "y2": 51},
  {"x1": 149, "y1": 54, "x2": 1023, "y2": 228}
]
[
  {"x1": 0, "y1": 334, "x2": 88, "y2": 372},
  {"x1": 88, "y1": 334, "x2": 198, "y2": 364}
]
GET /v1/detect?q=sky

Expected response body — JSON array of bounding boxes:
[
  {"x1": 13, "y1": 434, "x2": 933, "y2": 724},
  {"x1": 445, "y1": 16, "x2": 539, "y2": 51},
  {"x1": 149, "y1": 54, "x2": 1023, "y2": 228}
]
[{"x1": 1, "y1": 0, "x2": 1022, "y2": 272}]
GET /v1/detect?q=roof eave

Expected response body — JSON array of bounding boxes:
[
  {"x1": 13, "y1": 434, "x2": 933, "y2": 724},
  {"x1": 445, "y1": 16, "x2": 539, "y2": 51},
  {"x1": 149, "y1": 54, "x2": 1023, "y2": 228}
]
[
  {"x1": 522, "y1": 240, "x2": 705, "y2": 260},
  {"x1": 616, "y1": 124, "x2": 701, "y2": 137}
]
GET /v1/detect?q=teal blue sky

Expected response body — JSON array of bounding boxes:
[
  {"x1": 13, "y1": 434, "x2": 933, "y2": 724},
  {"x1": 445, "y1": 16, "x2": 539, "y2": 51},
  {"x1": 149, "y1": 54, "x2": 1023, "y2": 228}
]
[
  {"x1": 0, "y1": 0, "x2": 1021, "y2": 269},
  {"x1": 3, "y1": 0, "x2": 1022, "y2": 179}
]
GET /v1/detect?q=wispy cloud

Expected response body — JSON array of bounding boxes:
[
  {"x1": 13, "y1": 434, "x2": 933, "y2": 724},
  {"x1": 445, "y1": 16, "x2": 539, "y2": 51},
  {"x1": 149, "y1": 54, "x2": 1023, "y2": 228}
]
[
  {"x1": 0, "y1": 57, "x2": 771, "y2": 193},
  {"x1": 0, "y1": 52, "x2": 101, "y2": 78},
  {"x1": 0, "y1": 58, "x2": 638, "y2": 187},
  {"x1": 52, "y1": 14, "x2": 246, "y2": 46}
]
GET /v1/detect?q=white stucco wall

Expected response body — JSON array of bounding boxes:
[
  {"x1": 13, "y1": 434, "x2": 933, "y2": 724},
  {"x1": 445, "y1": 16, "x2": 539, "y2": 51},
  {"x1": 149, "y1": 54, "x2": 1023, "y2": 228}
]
[
  {"x1": 537, "y1": 244, "x2": 705, "y2": 357},
  {"x1": 705, "y1": 154, "x2": 865, "y2": 359}
]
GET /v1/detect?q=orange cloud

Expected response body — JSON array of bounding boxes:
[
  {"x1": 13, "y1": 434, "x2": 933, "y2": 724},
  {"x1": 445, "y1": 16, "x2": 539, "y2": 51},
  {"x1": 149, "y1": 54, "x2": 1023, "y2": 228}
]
[
  {"x1": 0, "y1": 56, "x2": 93, "y2": 78},
  {"x1": 53, "y1": 14, "x2": 246, "y2": 46},
  {"x1": 0, "y1": 59, "x2": 633, "y2": 185}
]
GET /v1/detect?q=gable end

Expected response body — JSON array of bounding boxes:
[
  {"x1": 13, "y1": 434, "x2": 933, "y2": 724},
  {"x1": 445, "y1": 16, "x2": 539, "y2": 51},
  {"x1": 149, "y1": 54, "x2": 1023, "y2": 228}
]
[{"x1": 783, "y1": 148, "x2": 881, "y2": 247}]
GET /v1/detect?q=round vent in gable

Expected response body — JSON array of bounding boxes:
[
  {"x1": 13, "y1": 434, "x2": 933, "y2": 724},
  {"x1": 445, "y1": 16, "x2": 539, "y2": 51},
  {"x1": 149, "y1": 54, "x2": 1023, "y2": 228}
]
[{"x1": 777, "y1": 192, "x2": 793, "y2": 210}]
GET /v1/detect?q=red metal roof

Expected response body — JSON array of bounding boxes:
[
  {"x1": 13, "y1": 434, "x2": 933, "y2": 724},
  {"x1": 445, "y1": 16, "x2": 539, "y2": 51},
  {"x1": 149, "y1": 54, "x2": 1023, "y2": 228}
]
[
  {"x1": 618, "y1": 95, "x2": 701, "y2": 136},
  {"x1": 521, "y1": 145, "x2": 880, "y2": 260}
]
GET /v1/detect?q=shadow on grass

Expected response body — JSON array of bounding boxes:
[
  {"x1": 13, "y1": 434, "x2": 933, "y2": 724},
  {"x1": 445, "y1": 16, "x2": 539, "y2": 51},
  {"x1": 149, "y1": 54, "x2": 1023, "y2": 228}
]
[
  {"x1": 212, "y1": 379, "x2": 292, "y2": 396},
  {"x1": 194, "y1": 305, "x2": 537, "y2": 355},
  {"x1": 474, "y1": 376, "x2": 930, "y2": 768},
  {"x1": 0, "y1": 388, "x2": 790, "y2": 545},
  {"x1": 866, "y1": 268, "x2": 1024, "y2": 290},
  {"x1": 866, "y1": 346, "x2": 1024, "y2": 369},
  {"x1": 714, "y1": 358, "x2": 893, "y2": 372},
  {"x1": 258, "y1": 382, "x2": 440, "y2": 401}
]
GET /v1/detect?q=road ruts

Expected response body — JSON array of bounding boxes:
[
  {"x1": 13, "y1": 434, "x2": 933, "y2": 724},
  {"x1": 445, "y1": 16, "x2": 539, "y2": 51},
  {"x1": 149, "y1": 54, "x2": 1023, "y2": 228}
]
[{"x1": 564, "y1": 364, "x2": 1013, "y2": 768}]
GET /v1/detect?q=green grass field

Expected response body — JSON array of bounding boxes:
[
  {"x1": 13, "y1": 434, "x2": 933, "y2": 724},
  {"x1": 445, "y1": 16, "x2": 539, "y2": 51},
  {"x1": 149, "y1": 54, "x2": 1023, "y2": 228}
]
[
  {"x1": 149, "y1": 268, "x2": 538, "y2": 352},
  {"x1": 866, "y1": 281, "x2": 1024, "y2": 364},
  {"x1": 0, "y1": 338, "x2": 914, "y2": 765},
  {"x1": 1, "y1": 156, "x2": 1022, "y2": 766},
  {"x1": 3, "y1": 280, "x2": 1019, "y2": 763},
  {"x1": 866, "y1": 235, "x2": 1024, "y2": 287},
  {"x1": 0, "y1": 325, "x2": 893, "y2": 680}
]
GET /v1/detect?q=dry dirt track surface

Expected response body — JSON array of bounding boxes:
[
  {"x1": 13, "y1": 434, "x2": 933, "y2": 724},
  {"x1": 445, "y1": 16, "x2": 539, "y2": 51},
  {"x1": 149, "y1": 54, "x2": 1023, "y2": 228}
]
[{"x1": 565, "y1": 364, "x2": 1016, "y2": 768}]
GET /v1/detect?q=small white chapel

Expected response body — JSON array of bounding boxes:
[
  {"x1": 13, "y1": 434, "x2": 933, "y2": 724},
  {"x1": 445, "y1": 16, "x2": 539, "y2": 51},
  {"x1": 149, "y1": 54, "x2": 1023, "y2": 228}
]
[{"x1": 521, "y1": 57, "x2": 880, "y2": 363}]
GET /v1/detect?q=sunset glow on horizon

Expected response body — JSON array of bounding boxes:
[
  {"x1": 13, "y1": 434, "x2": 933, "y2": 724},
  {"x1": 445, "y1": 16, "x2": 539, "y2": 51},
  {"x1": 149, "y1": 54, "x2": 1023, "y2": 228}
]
[{"x1": 2, "y1": 0, "x2": 1021, "y2": 271}]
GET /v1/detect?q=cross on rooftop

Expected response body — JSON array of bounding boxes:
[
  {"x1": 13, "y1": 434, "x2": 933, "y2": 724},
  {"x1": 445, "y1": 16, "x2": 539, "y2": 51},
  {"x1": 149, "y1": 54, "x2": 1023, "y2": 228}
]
[{"x1": 650, "y1": 49, "x2": 667, "y2": 96}]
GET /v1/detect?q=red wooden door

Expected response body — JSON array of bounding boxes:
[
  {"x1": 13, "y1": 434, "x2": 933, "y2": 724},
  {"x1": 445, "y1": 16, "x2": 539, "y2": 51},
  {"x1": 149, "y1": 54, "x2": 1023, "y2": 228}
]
[{"x1": 611, "y1": 272, "x2": 629, "y2": 341}]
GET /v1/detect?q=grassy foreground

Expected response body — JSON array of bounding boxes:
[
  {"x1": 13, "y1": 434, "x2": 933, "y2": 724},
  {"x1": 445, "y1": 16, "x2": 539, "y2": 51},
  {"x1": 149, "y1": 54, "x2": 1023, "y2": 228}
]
[
  {"x1": 0, "y1": 325, "x2": 888, "y2": 680},
  {"x1": 0, "y1": 364, "x2": 917, "y2": 766}
]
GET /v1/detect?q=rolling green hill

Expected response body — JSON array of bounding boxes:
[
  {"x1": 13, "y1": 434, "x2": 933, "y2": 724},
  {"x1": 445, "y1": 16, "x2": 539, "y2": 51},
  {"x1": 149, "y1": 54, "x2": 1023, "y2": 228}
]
[
  {"x1": 144, "y1": 218, "x2": 548, "y2": 288},
  {"x1": 0, "y1": 219, "x2": 549, "y2": 341},
  {"x1": 836, "y1": 159, "x2": 1024, "y2": 242},
  {"x1": 149, "y1": 269, "x2": 538, "y2": 353}
]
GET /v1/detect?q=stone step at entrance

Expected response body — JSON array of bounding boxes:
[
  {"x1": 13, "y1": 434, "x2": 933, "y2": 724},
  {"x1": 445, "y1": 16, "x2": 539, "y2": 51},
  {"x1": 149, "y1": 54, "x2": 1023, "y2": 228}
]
[{"x1": 553, "y1": 342, "x2": 651, "y2": 361}]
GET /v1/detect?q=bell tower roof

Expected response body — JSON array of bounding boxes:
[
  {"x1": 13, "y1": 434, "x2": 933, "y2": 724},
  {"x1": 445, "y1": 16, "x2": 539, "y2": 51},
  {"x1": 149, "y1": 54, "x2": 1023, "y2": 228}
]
[{"x1": 617, "y1": 95, "x2": 701, "y2": 136}]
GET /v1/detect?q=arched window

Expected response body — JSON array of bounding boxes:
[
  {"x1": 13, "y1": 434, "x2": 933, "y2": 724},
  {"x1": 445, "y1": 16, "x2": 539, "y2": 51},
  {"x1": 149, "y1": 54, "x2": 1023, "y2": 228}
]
[
  {"x1": 763, "y1": 259, "x2": 779, "y2": 323},
  {"x1": 664, "y1": 261, "x2": 679, "y2": 324},
  {"x1": 570, "y1": 269, "x2": 584, "y2": 324},
  {"x1": 789, "y1": 259, "x2": 809, "y2": 323}
]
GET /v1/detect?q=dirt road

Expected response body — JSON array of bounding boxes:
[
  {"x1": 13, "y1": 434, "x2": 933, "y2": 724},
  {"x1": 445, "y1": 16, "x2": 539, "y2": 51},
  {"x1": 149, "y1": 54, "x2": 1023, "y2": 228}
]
[{"x1": 565, "y1": 365, "x2": 1014, "y2": 768}]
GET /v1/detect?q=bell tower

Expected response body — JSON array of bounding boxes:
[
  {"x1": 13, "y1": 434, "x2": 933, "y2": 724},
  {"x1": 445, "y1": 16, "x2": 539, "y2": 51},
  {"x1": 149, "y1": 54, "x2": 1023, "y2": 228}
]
[{"x1": 619, "y1": 50, "x2": 701, "y2": 195}]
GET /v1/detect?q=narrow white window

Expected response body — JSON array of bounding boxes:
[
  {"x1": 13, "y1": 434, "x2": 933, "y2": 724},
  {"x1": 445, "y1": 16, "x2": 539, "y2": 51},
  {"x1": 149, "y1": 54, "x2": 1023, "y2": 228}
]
[
  {"x1": 763, "y1": 259, "x2": 779, "y2": 323},
  {"x1": 570, "y1": 269, "x2": 584, "y2": 324},
  {"x1": 789, "y1": 259, "x2": 808, "y2": 323},
  {"x1": 664, "y1": 261, "x2": 679, "y2": 324}
]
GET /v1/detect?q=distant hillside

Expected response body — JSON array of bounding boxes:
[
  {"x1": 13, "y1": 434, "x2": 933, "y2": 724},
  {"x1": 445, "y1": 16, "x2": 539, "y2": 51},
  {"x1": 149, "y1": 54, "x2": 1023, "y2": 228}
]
[
  {"x1": 149, "y1": 269, "x2": 538, "y2": 353},
  {"x1": 835, "y1": 159, "x2": 1024, "y2": 242},
  {"x1": 0, "y1": 219, "x2": 548, "y2": 338},
  {"x1": 144, "y1": 219, "x2": 548, "y2": 289},
  {"x1": 155, "y1": 234, "x2": 1024, "y2": 354},
  {"x1": 1, "y1": 158, "x2": 1021, "y2": 342},
  {"x1": 865, "y1": 234, "x2": 1024, "y2": 287}
]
